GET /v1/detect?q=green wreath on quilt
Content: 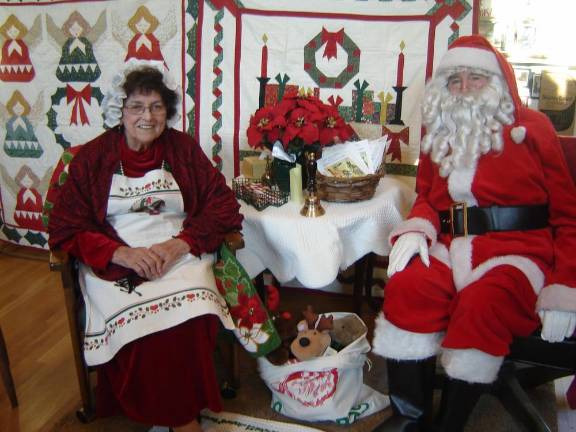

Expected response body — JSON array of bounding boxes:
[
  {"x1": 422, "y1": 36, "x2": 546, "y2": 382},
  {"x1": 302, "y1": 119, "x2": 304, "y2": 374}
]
[{"x1": 213, "y1": 244, "x2": 281, "y2": 357}]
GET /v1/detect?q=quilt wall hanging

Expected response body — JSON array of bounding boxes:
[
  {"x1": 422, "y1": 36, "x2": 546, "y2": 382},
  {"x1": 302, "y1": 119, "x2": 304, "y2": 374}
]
[{"x1": 0, "y1": 0, "x2": 478, "y2": 249}]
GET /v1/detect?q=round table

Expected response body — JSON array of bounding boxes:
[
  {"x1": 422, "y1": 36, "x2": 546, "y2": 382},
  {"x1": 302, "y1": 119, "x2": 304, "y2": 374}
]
[{"x1": 236, "y1": 176, "x2": 415, "y2": 291}]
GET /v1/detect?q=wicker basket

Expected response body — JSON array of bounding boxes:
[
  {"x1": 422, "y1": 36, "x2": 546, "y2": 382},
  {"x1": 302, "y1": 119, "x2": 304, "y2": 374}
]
[{"x1": 317, "y1": 163, "x2": 385, "y2": 202}]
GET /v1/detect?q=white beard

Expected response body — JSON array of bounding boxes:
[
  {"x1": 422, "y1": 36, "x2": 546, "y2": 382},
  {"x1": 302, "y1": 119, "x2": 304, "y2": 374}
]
[{"x1": 421, "y1": 71, "x2": 515, "y2": 177}]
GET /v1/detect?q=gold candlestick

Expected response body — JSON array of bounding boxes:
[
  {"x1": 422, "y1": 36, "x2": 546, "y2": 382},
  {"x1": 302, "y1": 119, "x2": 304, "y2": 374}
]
[{"x1": 300, "y1": 148, "x2": 325, "y2": 217}]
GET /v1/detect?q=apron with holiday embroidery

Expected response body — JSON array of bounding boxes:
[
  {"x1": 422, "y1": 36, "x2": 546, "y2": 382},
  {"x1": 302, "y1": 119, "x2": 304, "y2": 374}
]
[{"x1": 79, "y1": 162, "x2": 234, "y2": 366}]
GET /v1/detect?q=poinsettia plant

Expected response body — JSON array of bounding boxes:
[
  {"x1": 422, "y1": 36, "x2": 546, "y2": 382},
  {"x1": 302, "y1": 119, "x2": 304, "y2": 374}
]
[{"x1": 246, "y1": 94, "x2": 355, "y2": 155}]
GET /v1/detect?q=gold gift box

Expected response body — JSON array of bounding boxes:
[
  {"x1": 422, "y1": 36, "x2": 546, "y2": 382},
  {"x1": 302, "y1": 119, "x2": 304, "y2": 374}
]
[{"x1": 240, "y1": 156, "x2": 267, "y2": 179}]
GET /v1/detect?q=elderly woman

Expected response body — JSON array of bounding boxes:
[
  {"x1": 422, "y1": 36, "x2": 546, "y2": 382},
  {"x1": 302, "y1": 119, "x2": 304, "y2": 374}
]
[{"x1": 48, "y1": 63, "x2": 242, "y2": 432}]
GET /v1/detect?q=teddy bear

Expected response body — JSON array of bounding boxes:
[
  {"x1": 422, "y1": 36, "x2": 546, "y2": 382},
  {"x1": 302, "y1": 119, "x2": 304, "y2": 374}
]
[{"x1": 329, "y1": 314, "x2": 366, "y2": 351}]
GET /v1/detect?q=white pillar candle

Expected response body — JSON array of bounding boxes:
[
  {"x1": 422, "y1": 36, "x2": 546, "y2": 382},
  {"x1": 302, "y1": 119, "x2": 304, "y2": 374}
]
[{"x1": 289, "y1": 163, "x2": 304, "y2": 204}]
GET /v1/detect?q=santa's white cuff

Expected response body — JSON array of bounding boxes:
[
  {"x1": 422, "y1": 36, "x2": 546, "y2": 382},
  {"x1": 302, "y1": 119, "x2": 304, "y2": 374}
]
[
  {"x1": 388, "y1": 217, "x2": 437, "y2": 248},
  {"x1": 372, "y1": 313, "x2": 443, "y2": 360},
  {"x1": 441, "y1": 348, "x2": 503, "y2": 384},
  {"x1": 537, "y1": 284, "x2": 576, "y2": 313}
]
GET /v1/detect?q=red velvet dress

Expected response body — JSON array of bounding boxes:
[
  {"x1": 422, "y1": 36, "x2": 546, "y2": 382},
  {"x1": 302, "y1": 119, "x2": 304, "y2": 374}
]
[{"x1": 52, "y1": 135, "x2": 235, "y2": 427}]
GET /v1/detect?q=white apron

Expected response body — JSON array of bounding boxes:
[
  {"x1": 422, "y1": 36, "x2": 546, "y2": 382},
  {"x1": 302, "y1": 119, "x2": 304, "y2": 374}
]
[{"x1": 79, "y1": 162, "x2": 234, "y2": 366}]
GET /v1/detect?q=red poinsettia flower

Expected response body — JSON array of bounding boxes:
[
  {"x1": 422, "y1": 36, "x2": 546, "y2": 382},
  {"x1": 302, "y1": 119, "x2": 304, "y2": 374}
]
[
  {"x1": 246, "y1": 94, "x2": 353, "y2": 154},
  {"x1": 246, "y1": 106, "x2": 286, "y2": 149},
  {"x1": 230, "y1": 293, "x2": 267, "y2": 329},
  {"x1": 318, "y1": 109, "x2": 355, "y2": 146},
  {"x1": 282, "y1": 107, "x2": 322, "y2": 147}
]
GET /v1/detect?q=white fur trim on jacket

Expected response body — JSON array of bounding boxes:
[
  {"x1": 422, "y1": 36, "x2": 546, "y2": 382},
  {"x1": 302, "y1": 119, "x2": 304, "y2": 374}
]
[
  {"x1": 430, "y1": 242, "x2": 451, "y2": 268},
  {"x1": 441, "y1": 348, "x2": 503, "y2": 384},
  {"x1": 447, "y1": 237, "x2": 545, "y2": 295},
  {"x1": 447, "y1": 166, "x2": 478, "y2": 206},
  {"x1": 388, "y1": 217, "x2": 438, "y2": 247},
  {"x1": 372, "y1": 313, "x2": 443, "y2": 360},
  {"x1": 537, "y1": 284, "x2": 576, "y2": 312},
  {"x1": 449, "y1": 237, "x2": 473, "y2": 289}
]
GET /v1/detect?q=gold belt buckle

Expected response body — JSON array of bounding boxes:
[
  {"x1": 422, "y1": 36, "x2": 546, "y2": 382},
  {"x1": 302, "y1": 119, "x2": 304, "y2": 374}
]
[{"x1": 450, "y1": 202, "x2": 468, "y2": 237}]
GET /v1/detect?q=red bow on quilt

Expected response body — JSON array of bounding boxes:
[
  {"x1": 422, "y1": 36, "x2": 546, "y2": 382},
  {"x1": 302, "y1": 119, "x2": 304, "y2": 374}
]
[
  {"x1": 383, "y1": 126, "x2": 410, "y2": 162},
  {"x1": 321, "y1": 28, "x2": 344, "y2": 60},
  {"x1": 66, "y1": 84, "x2": 92, "y2": 126}
]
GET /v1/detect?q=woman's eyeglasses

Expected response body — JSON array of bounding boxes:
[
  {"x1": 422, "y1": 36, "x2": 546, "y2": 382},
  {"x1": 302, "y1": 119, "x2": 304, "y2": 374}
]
[{"x1": 123, "y1": 103, "x2": 166, "y2": 115}]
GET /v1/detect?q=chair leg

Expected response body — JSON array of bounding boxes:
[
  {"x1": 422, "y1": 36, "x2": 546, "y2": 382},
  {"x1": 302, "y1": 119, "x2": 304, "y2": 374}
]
[
  {"x1": 216, "y1": 330, "x2": 239, "y2": 399},
  {"x1": 353, "y1": 256, "x2": 367, "y2": 315},
  {"x1": 61, "y1": 280, "x2": 96, "y2": 422},
  {"x1": 364, "y1": 253, "x2": 383, "y2": 311},
  {"x1": 0, "y1": 326, "x2": 18, "y2": 408},
  {"x1": 492, "y1": 362, "x2": 553, "y2": 432}
]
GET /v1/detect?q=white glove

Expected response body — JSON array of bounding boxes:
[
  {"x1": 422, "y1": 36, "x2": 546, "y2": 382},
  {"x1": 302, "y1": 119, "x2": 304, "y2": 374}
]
[
  {"x1": 539, "y1": 310, "x2": 576, "y2": 342},
  {"x1": 387, "y1": 232, "x2": 430, "y2": 278}
]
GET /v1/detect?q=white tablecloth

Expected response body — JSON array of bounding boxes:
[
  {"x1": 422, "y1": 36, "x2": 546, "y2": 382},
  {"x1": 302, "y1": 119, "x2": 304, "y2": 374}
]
[{"x1": 236, "y1": 176, "x2": 416, "y2": 289}]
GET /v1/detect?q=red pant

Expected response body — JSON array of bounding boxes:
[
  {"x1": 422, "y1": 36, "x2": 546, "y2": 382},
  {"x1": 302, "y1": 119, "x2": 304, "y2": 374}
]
[{"x1": 383, "y1": 256, "x2": 540, "y2": 356}]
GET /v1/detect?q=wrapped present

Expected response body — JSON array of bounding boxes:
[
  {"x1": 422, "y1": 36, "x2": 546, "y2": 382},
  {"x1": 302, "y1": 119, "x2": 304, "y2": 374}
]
[{"x1": 240, "y1": 156, "x2": 268, "y2": 179}]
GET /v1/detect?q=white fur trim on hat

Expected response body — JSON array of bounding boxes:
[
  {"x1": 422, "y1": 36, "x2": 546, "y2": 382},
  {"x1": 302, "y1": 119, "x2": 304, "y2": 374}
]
[
  {"x1": 441, "y1": 348, "x2": 503, "y2": 384},
  {"x1": 372, "y1": 313, "x2": 443, "y2": 360},
  {"x1": 511, "y1": 126, "x2": 527, "y2": 144},
  {"x1": 438, "y1": 46, "x2": 501, "y2": 76}
]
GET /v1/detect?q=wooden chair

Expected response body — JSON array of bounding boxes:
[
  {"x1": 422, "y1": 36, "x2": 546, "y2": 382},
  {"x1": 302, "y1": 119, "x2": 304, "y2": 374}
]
[
  {"x1": 49, "y1": 232, "x2": 244, "y2": 422},
  {"x1": 0, "y1": 324, "x2": 18, "y2": 408}
]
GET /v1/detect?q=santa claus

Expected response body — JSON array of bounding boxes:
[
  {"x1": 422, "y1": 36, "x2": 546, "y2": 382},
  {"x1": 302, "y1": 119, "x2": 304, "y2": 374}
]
[{"x1": 372, "y1": 35, "x2": 576, "y2": 431}]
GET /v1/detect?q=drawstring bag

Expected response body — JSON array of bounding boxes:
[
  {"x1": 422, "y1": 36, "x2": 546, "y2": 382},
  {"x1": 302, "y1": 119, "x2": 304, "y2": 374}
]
[
  {"x1": 213, "y1": 243, "x2": 280, "y2": 357},
  {"x1": 257, "y1": 312, "x2": 389, "y2": 425}
]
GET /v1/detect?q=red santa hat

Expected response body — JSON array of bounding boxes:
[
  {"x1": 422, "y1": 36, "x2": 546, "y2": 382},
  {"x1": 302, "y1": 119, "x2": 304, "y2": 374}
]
[{"x1": 436, "y1": 35, "x2": 526, "y2": 144}]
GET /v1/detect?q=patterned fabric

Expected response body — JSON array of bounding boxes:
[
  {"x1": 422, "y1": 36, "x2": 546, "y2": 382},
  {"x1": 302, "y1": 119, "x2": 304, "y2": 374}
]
[
  {"x1": 0, "y1": 0, "x2": 478, "y2": 248},
  {"x1": 213, "y1": 243, "x2": 281, "y2": 357}
]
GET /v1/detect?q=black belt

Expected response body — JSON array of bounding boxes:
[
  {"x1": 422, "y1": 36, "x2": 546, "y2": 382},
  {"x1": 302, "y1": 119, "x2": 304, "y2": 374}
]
[{"x1": 439, "y1": 203, "x2": 549, "y2": 236}]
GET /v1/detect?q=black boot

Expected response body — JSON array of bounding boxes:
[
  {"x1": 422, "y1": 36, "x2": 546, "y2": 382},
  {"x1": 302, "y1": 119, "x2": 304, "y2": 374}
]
[
  {"x1": 432, "y1": 377, "x2": 487, "y2": 432},
  {"x1": 374, "y1": 357, "x2": 436, "y2": 432}
]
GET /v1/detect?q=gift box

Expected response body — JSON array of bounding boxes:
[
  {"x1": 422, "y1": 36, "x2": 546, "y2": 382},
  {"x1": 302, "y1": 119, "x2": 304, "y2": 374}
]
[{"x1": 240, "y1": 156, "x2": 268, "y2": 179}]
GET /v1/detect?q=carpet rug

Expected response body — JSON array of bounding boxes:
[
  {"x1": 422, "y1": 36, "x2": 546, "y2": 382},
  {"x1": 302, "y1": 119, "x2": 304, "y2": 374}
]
[{"x1": 200, "y1": 410, "x2": 325, "y2": 432}]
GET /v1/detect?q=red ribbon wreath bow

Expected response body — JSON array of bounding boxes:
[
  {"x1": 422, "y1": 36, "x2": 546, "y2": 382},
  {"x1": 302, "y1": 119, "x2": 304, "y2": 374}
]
[
  {"x1": 321, "y1": 28, "x2": 344, "y2": 60},
  {"x1": 66, "y1": 84, "x2": 92, "y2": 125}
]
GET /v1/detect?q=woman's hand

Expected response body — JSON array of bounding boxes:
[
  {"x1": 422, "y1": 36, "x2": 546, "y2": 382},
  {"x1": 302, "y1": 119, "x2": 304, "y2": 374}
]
[
  {"x1": 111, "y1": 246, "x2": 163, "y2": 280},
  {"x1": 149, "y1": 238, "x2": 191, "y2": 276}
]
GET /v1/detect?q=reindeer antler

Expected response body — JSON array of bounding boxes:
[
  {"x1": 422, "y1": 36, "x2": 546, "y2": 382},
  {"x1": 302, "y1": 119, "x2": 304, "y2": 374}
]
[
  {"x1": 317, "y1": 314, "x2": 334, "y2": 332},
  {"x1": 302, "y1": 305, "x2": 318, "y2": 329}
]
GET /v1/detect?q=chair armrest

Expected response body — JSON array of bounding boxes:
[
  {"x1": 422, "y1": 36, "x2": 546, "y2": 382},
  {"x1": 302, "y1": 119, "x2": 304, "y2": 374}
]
[
  {"x1": 49, "y1": 250, "x2": 69, "y2": 272},
  {"x1": 224, "y1": 231, "x2": 244, "y2": 253}
]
